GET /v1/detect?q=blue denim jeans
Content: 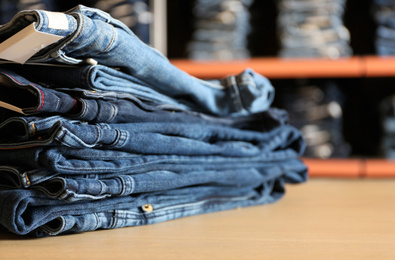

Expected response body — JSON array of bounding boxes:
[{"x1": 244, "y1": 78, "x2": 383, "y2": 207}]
[
  {"x1": 0, "y1": 5, "x2": 274, "y2": 116},
  {"x1": 0, "y1": 67, "x2": 280, "y2": 127},
  {"x1": 0, "y1": 113, "x2": 303, "y2": 157},
  {"x1": 0, "y1": 150, "x2": 306, "y2": 186},
  {"x1": 0, "y1": 0, "x2": 151, "y2": 44},
  {"x1": 276, "y1": 0, "x2": 352, "y2": 58},
  {"x1": 0, "y1": 133, "x2": 304, "y2": 175},
  {"x1": 373, "y1": 0, "x2": 395, "y2": 55},
  {"x1": 34, "y1": 157, "x2": 307, "y2": 201},
  {"x1": 0, "y1": 159, "x2": 307, "y2": 236},
  {"x1": 0, "y1": 64, "x2": 188, "y2": 111},
  {"x1": 187, "y1": 0, "x2": 253, "y2": 60},
  {"x1": 1, "y1": 63, "x2": 274, "y2": 116}
]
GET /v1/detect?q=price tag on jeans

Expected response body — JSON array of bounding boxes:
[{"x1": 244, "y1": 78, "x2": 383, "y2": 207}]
[{"x1": 0, "y1": 23, "x2": 63, "y2": 64}]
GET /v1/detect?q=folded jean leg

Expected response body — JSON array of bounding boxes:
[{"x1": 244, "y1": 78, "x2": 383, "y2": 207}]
[
  {"x1": 0, "y1": 144, "x2": 306, "y2": 176},
  {"x1": 0, "y1": 116, "x2": 305, "y2": 157},
  {"x1": 0, "y1": 178, "x2": 289, "y2": 236},
  {"x1": 0, "y1": 67, "x2": 283, "y2": 129},
  {"x1": 31, "y1": 158, "x2": 306, "y2": 202},
  {"x1": 33, "y1": 167, "x2": 271, "y2": 201}
]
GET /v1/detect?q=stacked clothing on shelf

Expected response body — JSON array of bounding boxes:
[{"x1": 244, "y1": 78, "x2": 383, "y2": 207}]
[
  {"x1": 275, "y1": 80, "x2": 350, "y2": 158},
  {"x1": 0, "y1": 0, "x2": 151, "y2": 44},
  {"x1": 372, "y1": 0, "x2": 395, "y2": 55},
  {"x1": 276, "y1": 0, "x2": 352, "y2": 58},
  {"x1": 0, "y1": 5, "x2": 307, "y2": 237},
  {"x1": 187, "y1": 0, "x2": 253, "y2": 60},
  {"x1": 379, "y1": 94, "x2": 395, "y2": 158}
]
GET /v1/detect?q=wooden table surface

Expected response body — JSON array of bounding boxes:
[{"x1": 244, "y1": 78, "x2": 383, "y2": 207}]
[{"x1": 1, "y1": 178, "x2": 394, "y2": 259}]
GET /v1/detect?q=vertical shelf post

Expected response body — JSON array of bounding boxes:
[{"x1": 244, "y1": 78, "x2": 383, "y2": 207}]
[{"x1": 150, "y1": 0, "x2": 167, "y2": 56}]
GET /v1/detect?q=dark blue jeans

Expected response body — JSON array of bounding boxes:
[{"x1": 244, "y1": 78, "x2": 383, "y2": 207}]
[
  {"x1": 0, "y1": 114, "x2": 303, "y2": 157},
  {"x1": 0, "y1": 67, "x2": 280, "y2": 127}
]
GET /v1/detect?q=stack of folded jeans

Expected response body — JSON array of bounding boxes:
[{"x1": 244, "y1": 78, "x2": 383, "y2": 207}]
[
  {"x1": 276, "y1": 0, "x2": 352, "y2": 58},
  {"x1": 276, "y1": 80, "x2": 350, "y2": 158},
  {"x1": 187, "y1": 0, "x2": 253, "y2": 60},
  {"x1": 372, "y1": 0, "x2": 395, "y2": 55},
  {"x1": 0, "y1": 5, "x2": 307, "y2": 237},
  {"x1": 0, "y1": 0, "x2": 151, "y2": 44},
  {"x1": 379, "y1": 94, "x2": 395, "y2": 158}
]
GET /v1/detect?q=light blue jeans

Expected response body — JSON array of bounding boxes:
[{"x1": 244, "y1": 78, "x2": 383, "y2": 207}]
[
  {"x1": 0, "y1": 5, "x2": 274, "y2": 117},
  {"x1": 0, "y1": 160, "x2": 307, "y2": 237}
]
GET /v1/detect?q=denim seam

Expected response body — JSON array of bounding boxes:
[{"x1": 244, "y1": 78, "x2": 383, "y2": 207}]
[
  {"x1": 230, "y1": 78, "x2": 243, "y2": 113},
  {"x1": 113, "y1": 129, "x2": 128, "y2": 148},
  {"x1": 101, "y1": 25, "x2": 116, "y2": 53},
  {"x1": 112, "y1": 210, "x2": 124, "y2": 229},
  {"x1": 1, "y1": 73, "x2": 46, "y2": 113},
  {"x1": 107, "y1": 102, "x2": 118, "y2": 122},
  {"x1": 74, "y1": 98, "x2": 88, "y2": 120},
  {"x1": 62, "y1": 13, "x2": 84, "y2": 50},
  {"x1": 94, "y1": 124, "x2": 103, "y2": 147},
  {"x1": 93, "y1": 212, "x2": 100, "y2": 230},
  {"x1": 117, "y1": 175, "x2": 135, "y2": 196},
  {"x1": 139, "y1": 195, "x2": 255, "y2": 221},
  {"x1": 32, "y1": 84, "x2": 45, "y2": 112}
]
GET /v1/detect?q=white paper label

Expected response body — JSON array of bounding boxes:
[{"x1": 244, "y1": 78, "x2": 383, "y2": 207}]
[
  {"x1": 0, "y1": 23, "x2": 64, "y2": 64},
  {"x1": 43, "y1": 11, "x2": 69, "y2": 30}
]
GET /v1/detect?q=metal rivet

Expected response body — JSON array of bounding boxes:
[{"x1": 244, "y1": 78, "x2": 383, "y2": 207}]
[
  {"x1": 85, "y1": 58, "x2": 98, "y2": 65},
  {"x1": 142, "y1": 204, "x2": 153, "y2": 212}
]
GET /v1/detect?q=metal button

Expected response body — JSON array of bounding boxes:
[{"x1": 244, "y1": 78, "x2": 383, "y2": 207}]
[
  {"x1": 142, "y1": 204, "x2": 154, "y2": 213},
  {"x1": 85, "y1": 58, "x2": 98, "y2": 65}
]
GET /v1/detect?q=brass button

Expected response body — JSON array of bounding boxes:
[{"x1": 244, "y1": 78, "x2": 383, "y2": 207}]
[
  {"x1": 85, "y1": 58, "x2": 98, "y2": 65},
  {"x1": 142, "y1": 204, "x2": 153, "y2": 213}
]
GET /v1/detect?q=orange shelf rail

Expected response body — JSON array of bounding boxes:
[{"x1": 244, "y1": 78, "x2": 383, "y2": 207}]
[
  {"x1": 363, "y1": 56, "x2": 395, "y2": 77},
  {"x1": 365, "y1": 159, "x2": 395, "y2": 178},
  {"x1": 171, "y1": 57, "x2": 364, "y2": 79},
  {"x1": 303, "y1": 158, "x2": 363, "y2": 178},
  {"x1": 305, "y1": 158, "x2": 395, "y2": 178},
  {"x1": 171, "y1": 56, "x2": 395, "y2": 79}
]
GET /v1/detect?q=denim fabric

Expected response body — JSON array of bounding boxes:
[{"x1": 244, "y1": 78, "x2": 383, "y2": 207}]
[
  {"x1": 0, "y1": 161, "x2": 306, "y2": 236},
  {"x1": 276, "y1": 0, "x2": 352, "y2": 58},
  {"x1": 276, "y1": 80, "x2": 350, "y2": 158},
  {"x1": 0, "y1": 64, "x2": 186, "y2": 113},
  {"x1": 0, "y1": 0, "x2": 151, "y2": 43},
  {"x1": 0, "y1": 152, "x2": 306, "y2": 188},
  {"x1": 0, "y1": 135, "x2": 304, "y2": 176},
  {"x1": 0, "y1": 5, "x2": 274, "y2": 116},
  {"x1": 373, "y1": 0, "x2": 395, "y2": 56},
  {"x1": 379, "y1": 94, "x2": 395, "y2": 158},
  {"x1": 0, "y1": 67, "x2": 280, "y2": 127},
  {"x1": 0, "y1": 113, "x2": 303, "y2": 158},
  {"x1": 0, "y1": 165, "x2": 61, "y2": 189},
  {"x1": 187, "y1": 0, "x2": 253, "y2": 60},
  {"x1": 0, "y1": 178, "x2": 293, "y2": 236},
  {"x1": 373, "y1": 0, "x2": 395, "y2": 54},
  {"x1": 1, "y1": 63, "x2": 275, "y2": 116},
  {"x1": 0, "y1": 4, "x2": 308, "y2": 238},
  {"x1": 31, "y1": 157, "x2": 307, "y2": 202},
  {"x1": 0, "y1": 106, "x2": 290, "y2": 149}
]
